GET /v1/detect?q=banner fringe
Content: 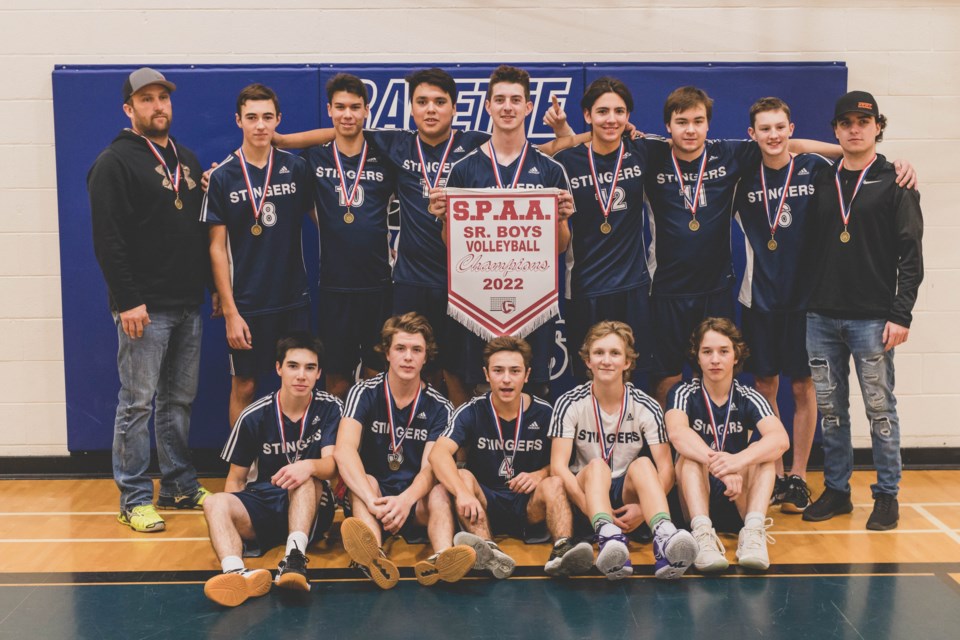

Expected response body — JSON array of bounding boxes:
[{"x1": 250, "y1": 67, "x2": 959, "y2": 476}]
[{"x1": 447, "y1": 302, "x2": 559, "y2": 340}]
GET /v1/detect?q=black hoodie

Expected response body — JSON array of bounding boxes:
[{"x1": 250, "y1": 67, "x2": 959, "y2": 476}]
[{"x1": 87, "y1": 129, "x2": 209, "y2": 312}]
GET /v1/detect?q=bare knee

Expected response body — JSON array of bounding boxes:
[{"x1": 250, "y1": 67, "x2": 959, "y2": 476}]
[
  {"x1": 583, "y1": 457, "x2": 611, "y2": 480},
  {"x1": 232, "y1": 376, "x2": 256, "y2": 400}
]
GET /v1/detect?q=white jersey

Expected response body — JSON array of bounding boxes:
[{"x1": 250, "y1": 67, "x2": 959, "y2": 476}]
[{"x1": 548, "y1": 381, "x2": 666, "y2": 478}]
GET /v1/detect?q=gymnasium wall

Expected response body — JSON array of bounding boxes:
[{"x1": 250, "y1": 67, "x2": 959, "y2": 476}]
[{"x1": 1, "y1": 1, "x2": 957, "y2": 455}]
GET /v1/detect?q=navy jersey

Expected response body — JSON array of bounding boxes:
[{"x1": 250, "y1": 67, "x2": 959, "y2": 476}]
[
  {"x1": 220, "y1": 389, "x2": 342, "y2": 481},
  {"x1": 365, "y1": 129, "x2": 491, "y2": 289},
  {"x1": 301, "y1": 142, "x2": 395, "y2": 292},
  {"x1": 549, "y1": 382, "x2": 666, "y2": 479},
  {"x1": 343, "y1": 372, "x2": 453, "y2": 489},
  {"x1": 734, "y1": 153, "x2": 832, "y2": 311},
  {"x1": 442, "y1": 393, "x2": 553, "y2": 492},
  {"x1": 448, "y1": 143, "x2": 571, "y2": 194},
  {"x1": 201, "y1": 150, "x2": 312, "y2": 315},
  {"x1": 643, "y1": 138, "x2": 761, "y2": 296},
  {"x1": 667, "y1": 379, "x2": 773, "y2": 454},
  {"x1": 555, "y1": 139, "x2": 649, "y2": 299}
]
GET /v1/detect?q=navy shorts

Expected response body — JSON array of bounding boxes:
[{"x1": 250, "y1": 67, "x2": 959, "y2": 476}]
[
  {"x1": 233, "y1": 480, "x2": 336, "y2": 557},
  {"x1": 448, "y1": 319, "x2": 557, "y2": 386},
  {"x1": 376, "y1": 478, "x2": 428, "y2": 543},
  {"x1": 650, "y1": 289, "x2": 734, "y2": 377},
  {"x1": 567, "y1": 286, "x2": 654, "y2": 381},
  {"x1": 708, "y1": 475, "x2": 745, "y2": 534},
  {"x1": 229, "y1": 306, "x2": 311, "y2": 378},
  {"x1": 740, "y1": 306, "x2": 810, "y2": 379},
  {"x1": 479, "y1": 484, "x2": 534, "y2": 538},
  {"x1": 392, "y1": 283, "x2": 458, "y2": 374},
  {"x1": 318, "y1": 287, "x2": 391, "y2": 375}
]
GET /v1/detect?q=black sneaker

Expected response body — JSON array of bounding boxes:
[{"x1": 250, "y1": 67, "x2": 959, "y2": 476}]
[
  {"x1": 802, "y1": 487, "x2": 853, "y2": 522},
  {"x1": 770, "y1": 476, "x2": 788, "y2": 506},
  {"x1": 630, "y1": 522, "x2": 654, "y2": 544},
  {"x1": 780, "y1": 475, "x2": 812, "y2": 514},
  {"x1": 275, "y1": 548, "x2": 310, "y2": 591},
  {"x1": 866, "y1": 493, "x2": 899, "y2": 531}
]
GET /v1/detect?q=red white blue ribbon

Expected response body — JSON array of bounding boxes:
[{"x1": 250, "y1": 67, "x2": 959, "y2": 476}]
[
  {"x1": 591, "y1": 384, "x2": 628, "y2": 462},
  {"x1": 760, "y1": 155, "x2": 794, "y2": 239},
  {"x1": 332, "y1": 141, "x2": 368, "y2": 210},
  {"x1": 384, "y1": 376, "x2": 423, "y2": 456},
  {"x1": 488, "y1": 392, "x2": 525, "y2": 475},
  {"x1": 275, "y1": 391, "x2": 312, "y2": 465},
  {"x1": 237, "y1": 146, "x2": 275, "y2": 225},
  {"x1": 671, "y1": 149, "x2": 708, "y2": 215},
  {"x1": 588, "y1": 141, "x2": 625, "y2": 223},
  {"x1": 488, "y1": 141, "x2": 529, "y2": 188},
  {"x1": 834, "y1": 155, "x2": 878, "y2": 229},
  {"x1": 416, "y1": 133, "x2": 456, "y2": 191},
  {"x1": 701, "y1": 385, "x2": 734, "y2": 453}
]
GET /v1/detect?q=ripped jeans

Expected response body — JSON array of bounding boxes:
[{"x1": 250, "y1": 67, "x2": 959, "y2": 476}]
[{"x1": 806, "y1": 313, "x2": 900, "y2": 497}]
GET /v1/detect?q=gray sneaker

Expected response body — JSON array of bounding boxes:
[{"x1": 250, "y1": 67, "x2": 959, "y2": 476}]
[{"x1": 453, "y1": 531, "x2": 516, "y2": 579}]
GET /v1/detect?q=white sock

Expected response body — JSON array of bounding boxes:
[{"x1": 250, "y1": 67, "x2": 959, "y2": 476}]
[
  {"x1": 690, "y1": 515, "x2": 712, "y2": 531},
  {"x1": 744, "y1": 512, "x2": 765, "y2": 529},
  {"x1": 653, "y1": 519, "x2": 678, "y2": 538},
  {"x1": 598, "y1": 522, "x2": 622, "y2": 539},
  {"x1": 221, "y1": 555, "x2": 244, "y2": 573},
  {"x1": 286, "y1": 531, "x2": 309, "y2": 555}
]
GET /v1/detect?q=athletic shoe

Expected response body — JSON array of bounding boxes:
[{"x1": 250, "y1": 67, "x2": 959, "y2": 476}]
[
  {"x1": 453, "y1": 531, "x2": 516, "y2": 579},
  {"x1": 770, "y1": 475, "x2": 789, "y2": 505},
  {"x1": 692, "y1": 525, "x2": 729, "y2": 572},
  {"x1": 780, "y1": 475, "x2": 812, "y2": 514},
  {"x1": 595, "y1": 532, "x2": 633, "y2": 580},
  {"x1": 117, "y1": 504, "x2": 165, "y2": 533},
  {"x1": 340, "y1": 517, "x2": 399, "y2": 589},
  {"x1": 652, "y1": 528, "x2": 698, "y2": 580},
  {"x1": 157, "y1": 486, "x2": 211, "y2": 510},
  {"x1": 203, "y1": 568, "x2": 271, "y2": 607},
  {"x1": 544, "y1": 538, "x2": 594, "y2": 577},
  {"x1": 414, "y1": 545, "x2": 477, "y2": 586},
  {"x1": 802, "y1": 487, "x2": 853, "y2": 522},
  {"x1": 736, "y1": 519, "x2": 774, "y2": 571},
  {"x1": 866, "y1": 493, "x2": 899, "y2": 531},
  {"x1": 275, "y1": 548, "x2": 310, "y2": 592}
]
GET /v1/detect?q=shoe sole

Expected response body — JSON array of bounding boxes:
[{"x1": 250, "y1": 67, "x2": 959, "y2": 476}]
[
  {"x1": 737, "y1": 554, "x2": 770, "y2": 571},
  {"x1": 545, "y1": 542, "x2": 595, "y2": 577},
  {"x1": 341, "y1": 517, "x2": 399, "y2": 590},
  {"x1": 415, "y1": 545, "x2": 477, "y2": 586},
  {"x1": 276, "y1": 570, "x2": 310, "y2": 592},
  {"x1": 695, "y1": 556, "x2": 730, "y2": 573},
  {"x1": 801, "y1": 502, "x2": 853, "y2": 522},
  {"x1": 204, "y1": 573, "x2": 254, "y2": 607},
  {"x1": 116, "y1": 513, "x2": 165, "y2": 533},
  {"x1": 156, "y1": 503, "x2": 204, "y2": 510},
  {"x1": 780, "y1": 501, "x2": 808, "y2": 514},
  {"x1": 866, "y1": 519, "x2": 899, "y2": 531},
  {"x1": 596, "y1": 539, "x2": 631, "y2": 580},
  {"x1": 453, "y1": 532, "x2": 515, "y2": 579},
  {"x1": 656, "y1": 532, "x2": 698, "y2": 580}
]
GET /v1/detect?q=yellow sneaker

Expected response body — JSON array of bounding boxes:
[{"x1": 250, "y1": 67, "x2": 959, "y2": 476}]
[{"x1": 118, "y1": 504, "x2": 166, "y2": 532}]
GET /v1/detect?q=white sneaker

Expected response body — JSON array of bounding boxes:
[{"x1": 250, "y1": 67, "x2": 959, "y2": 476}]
[
  {"x1": 453, "y1": 531, "x2": 516, "y2": 579},
  {"x1": 736, "y1": 518, "x2": 775, "y2": 571},
  {"x1": 692, "y1": 525, "x2": 729, "y2": 573}
]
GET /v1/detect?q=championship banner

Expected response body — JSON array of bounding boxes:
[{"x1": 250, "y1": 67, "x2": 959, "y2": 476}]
[{"x1": 446, "y1": 188, "x2": 560, "y2": 340}]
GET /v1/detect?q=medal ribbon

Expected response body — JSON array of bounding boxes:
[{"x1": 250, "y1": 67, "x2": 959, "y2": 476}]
[
  {"x1": 488, "y1": 141, "x2": 529, "y2": 188},
  {"x1": 237, "y1": 147, "x2": 275, "y2": 226},
  {"x1": 275, "y1": 391, "x2": 312, "y2": 465},
  {"x1": 384, "y1": 376, "x2": 423, "y2": 456},
  {"x1": 834, "y1": 155, "x2": 878, "y2": 230},
  {"x1": 760, "y1": 156, "x2": 795, "y2": 239},
  {"x1": 701, "y1": 385, "x2": 735, "y2": 453},
  {"x1": 136, "y1": 131, "x2": 181, "y2": 199},
  {"x1": 416, "y1": 133, "x2": 456, "y2": 190},
  {"x1": 332, "y1": 141, "x2": 368, "y2": 210},
  {"x1": 588, "y1": 141, "x2": 625, "y2": 224},
  {"x1": 488, "y1": 392, "x2": 525, "y2": 475},
  {"x1": 591, "y1": 383, "x2": 628, "y2": 463},
  {"x1": 670, "y1": 149, "x2": 708, "y2": 215}
]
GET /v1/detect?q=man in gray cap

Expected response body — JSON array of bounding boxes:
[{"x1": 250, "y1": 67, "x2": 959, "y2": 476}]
[
  {"x1": 802, "y1": 90, "x2": 924, "y2": 531},
  {"x1": 88, "y1": 67, "x2": 211, "y2": 532}
]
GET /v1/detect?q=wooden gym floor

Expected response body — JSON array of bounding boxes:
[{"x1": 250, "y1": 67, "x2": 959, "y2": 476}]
[{"x1": 1, "y1": 470, "x2": 959, "y2": 639}]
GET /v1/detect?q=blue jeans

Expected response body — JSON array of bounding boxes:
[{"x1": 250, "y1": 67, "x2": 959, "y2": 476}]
[
  {"x1": 113, "y1": 306, "x2": 202, "y2": 511},
  {"x1": 806, "y1": 313, "x2": 901, "y2": 497}
]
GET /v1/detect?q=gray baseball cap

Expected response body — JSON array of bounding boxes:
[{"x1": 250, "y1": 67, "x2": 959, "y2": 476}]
[{"x1": 122, "y1": 67, "x2": 176, "y2": 102}]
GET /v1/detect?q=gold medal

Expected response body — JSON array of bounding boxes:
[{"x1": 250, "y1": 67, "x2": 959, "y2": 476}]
[
  {"x1": 251, "y1": 224, "x2": 263, "y2": 236},
  {"x1": 688, "y1": 218, "x2": 700, "y2": 232},
  {"x1": 840, "y1": 230, "x2": 851, "y2": 243},
  {"x1": 767, "y1": 238, "x2": 778, "y2": 251},
  {"x1": 174, "y1": 197, "x2": 183, "y2": 210},
  {"x1": 343, "y1": 210, "x2": 355, "y2": 224},
  {"x1": 600, "y1": 221, "x2": 612, "y2": 234},
  {"x1": 387, "y1": 452, "x2": 403, "y2": 472}
]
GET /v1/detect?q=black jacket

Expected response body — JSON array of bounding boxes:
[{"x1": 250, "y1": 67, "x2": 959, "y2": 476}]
[
  {"x1": 805, "y1": 153, "x2": 923, "y2": 327},
  {"x1": 87, "y1": 129, "x2": 209, "y2": 312}
]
